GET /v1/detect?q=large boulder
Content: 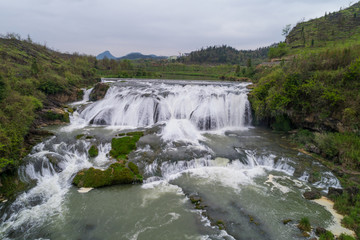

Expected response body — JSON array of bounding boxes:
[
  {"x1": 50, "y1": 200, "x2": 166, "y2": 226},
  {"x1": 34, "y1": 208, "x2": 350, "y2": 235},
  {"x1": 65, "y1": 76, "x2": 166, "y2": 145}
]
[
  {"x1": 89, "y1": 83, "x2": 110, "y2": 101},
  {"x1": 327, "y1": 187, "x2": 343, "y2": 197},
  {"x1": 303, "y1": 190, "x2": 321, "y2": 200}
]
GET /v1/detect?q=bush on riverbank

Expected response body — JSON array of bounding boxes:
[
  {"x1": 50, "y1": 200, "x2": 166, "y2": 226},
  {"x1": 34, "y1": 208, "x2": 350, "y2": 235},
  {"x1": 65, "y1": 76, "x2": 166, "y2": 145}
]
[{"x1": 328, "y1": 189, "x2": 360, "y2": 238}]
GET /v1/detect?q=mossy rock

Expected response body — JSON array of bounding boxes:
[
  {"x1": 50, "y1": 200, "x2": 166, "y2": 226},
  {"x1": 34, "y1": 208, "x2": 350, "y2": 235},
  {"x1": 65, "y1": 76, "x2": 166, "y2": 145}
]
[
  {"x1": 128, "y1": 162, "x2": 139, "y2": 175},
  {"x1": 110, "y1": 132, "x2": 144, "y2": 160},
  {"x1": 89, "y1": 83, "x2": 110, "y2": 101},
  {"x1": 72, "y1": 163, "x2": 142, "y2": 188},
  {"x1": 88, "y1": 145, "x2": 99, "y2": 158},
  {"x1": 45, "y1": 110, "x2": 69, "y2": 123},
  {"x1": 76, "y1": 134, "x2": 85, "y2": 139}
]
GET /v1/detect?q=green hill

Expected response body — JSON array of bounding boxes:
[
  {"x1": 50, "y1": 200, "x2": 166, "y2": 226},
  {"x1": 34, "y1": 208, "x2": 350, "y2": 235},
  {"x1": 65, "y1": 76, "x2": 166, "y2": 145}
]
[
  {"x1": 178, "y1": 45, "x2": 270, "y2": 65},
  {"x1": 0, "y1": 34, "x2": 98, "y2": 176},
  {"x1": 250, "y1": 2, "x2": 360, "y2": 172},
  {"x1": 286, "y1": 2, "x2": 360, "y2": 49},
  {"x1": 249, "y1": 4, "x2": 360, "y2": 236}
]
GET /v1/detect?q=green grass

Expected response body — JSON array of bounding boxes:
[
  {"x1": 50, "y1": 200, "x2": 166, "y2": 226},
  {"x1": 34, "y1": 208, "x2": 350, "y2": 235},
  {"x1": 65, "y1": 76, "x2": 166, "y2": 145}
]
[
  {"x1": 319, "y1": 230, "x2": 334, "y2": 240},
  {"x1": 298, "y1": 217, "x2": 311, "y2": 232},
  {"x1": 329, "y1": 192, "x2": 360, "y2": 238},
  {"x1": 110, "y1": 132, "x2": 143, "y2": 160}
]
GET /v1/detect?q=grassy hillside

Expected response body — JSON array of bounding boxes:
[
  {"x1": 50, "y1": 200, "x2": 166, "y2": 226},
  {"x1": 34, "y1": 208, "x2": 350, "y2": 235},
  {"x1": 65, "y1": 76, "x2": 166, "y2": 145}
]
[
  {"x1": 0, "y1": 34, "x2": 98, "y2": 176},
  {"x1": 287, "y1": 2, "x2": 360, "y2": 49},
  {"x1": 249, "y1": 3, "x2": 360, "y2": 236}
]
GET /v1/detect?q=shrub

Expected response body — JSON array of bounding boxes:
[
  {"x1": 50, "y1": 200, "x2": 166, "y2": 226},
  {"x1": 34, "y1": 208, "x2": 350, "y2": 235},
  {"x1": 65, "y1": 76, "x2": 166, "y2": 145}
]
[
  {"x1": 319, "y1": 231, "x2": 334, "y2": 240},
  {"x1": 298, "y1": 217, "x2": 311, "y2": 232}
]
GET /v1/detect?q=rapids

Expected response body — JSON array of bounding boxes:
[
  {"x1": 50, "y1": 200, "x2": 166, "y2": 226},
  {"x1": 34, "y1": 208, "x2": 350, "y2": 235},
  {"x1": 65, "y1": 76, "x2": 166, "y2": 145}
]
[{"x1": 0, "y1": 79, "x2": 343, "y2": 240}]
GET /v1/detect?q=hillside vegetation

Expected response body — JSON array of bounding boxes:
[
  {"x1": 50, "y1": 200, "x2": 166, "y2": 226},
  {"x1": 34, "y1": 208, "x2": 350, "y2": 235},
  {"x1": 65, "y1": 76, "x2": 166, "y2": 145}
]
[
  {"x1": 249, "y1": 3, "x2": 360, "y2": 236},
  {"x1": 0, "y1": 34, "x2": 98, "y2": 176},
  {"x1": 178, "y1": 45, "x2": 270, "y2": 66}
]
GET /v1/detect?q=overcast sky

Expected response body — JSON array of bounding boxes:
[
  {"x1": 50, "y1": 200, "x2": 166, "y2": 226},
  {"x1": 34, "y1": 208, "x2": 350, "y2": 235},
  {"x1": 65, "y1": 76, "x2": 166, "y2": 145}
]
[{"x1": 0, "y1": 0, "x2": 350, "y2": 57}]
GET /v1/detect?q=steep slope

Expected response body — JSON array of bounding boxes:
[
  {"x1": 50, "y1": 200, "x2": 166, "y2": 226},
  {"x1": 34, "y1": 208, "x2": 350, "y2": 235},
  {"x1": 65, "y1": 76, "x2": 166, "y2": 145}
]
[
  {"x1": 286, "y1": 2, "x2": 360, "y2": 48},
  {"x1": 0, "y1": 36, "x2": 98, "y2": 177}
]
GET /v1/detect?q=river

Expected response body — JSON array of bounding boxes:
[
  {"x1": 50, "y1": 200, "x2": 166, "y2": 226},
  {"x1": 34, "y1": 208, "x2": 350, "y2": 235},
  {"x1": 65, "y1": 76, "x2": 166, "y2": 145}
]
[{"x1": 0, "y1": 79, "x2": 341, "y2": 239}]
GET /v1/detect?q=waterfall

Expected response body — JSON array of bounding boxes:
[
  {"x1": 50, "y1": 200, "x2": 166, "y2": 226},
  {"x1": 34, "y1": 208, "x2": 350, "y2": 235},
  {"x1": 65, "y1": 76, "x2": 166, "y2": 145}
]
[
  {"x1": 0, "y1": 79, "x2": 343, "y2": 240},
  {"x1": 79, "y1": 80, "x2": 252, "y2": 130}
]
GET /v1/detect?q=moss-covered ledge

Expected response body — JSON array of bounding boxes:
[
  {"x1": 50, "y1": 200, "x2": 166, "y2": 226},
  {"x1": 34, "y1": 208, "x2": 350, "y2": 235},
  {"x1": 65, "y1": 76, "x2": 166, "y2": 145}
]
[
  {"x1": 72, "y1": 131, "x2": 144, "y2": 188},
  {"x1": 72, "y1": 162, "x2": 142, "y2": 188}
]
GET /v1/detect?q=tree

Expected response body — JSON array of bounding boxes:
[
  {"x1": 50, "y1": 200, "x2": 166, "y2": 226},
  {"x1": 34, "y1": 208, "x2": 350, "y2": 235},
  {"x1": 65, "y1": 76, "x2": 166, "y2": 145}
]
[{"x1": 282, "y1": 24, "x2": 292, "y2": 37}]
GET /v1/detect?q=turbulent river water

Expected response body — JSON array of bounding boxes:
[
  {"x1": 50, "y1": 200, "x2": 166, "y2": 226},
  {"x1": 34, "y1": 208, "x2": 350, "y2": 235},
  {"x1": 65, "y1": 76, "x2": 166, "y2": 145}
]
[{"x1": 0, "y1": 79, "x2": 342, "y2": 240}]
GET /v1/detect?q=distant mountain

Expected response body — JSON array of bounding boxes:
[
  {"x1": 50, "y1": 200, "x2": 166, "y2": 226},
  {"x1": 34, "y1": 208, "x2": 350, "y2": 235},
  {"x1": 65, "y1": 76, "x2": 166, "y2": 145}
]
[
  {"x1": 96, "y1": 51, "x2": 167, "y2": 60},
  {"x1": 118, "y1": 52, "x2": 167, "y2": 60},
  {"x1": 96, "y1": 51, "x2": 117, "y2": 60}
]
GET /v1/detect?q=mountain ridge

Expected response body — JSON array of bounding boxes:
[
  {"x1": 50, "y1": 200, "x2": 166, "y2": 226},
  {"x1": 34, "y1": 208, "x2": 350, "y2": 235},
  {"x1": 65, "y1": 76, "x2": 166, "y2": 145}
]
[{"x1": 96, "y1": 51, "x2": 167, "y2": 60}]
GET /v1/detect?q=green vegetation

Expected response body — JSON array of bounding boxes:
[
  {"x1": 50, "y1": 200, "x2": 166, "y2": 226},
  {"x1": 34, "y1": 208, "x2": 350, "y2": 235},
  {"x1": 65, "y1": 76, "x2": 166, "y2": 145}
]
[
  {"x1": 328, "y1": 190, "x2": 360, "y2": 238},
  {"x1": 73, "y1": 131, "x2": 144, "y2": 188},
  {"x1": 0, "y1": 34, "x2": 98, "y2": 177},
  {"x1": 319, "y1": 230, "x2": 334, "y2": 240},
  {"x1": 248, "y1": 3, "x2": 360, "y2": 237},
  {"x1": 339, "y1": 233, "x2": 356, "y2": 240},
  {"x1": 298, "y1": 217, "x2": 311, "y2": 232},
  {"x1": 268, "y1": 43, "x2": 288, "y2": 59},
  {"x1": 287, "y1": 2, "x2": 360, "y2": 50},
  {"x1": 44, "y1": 110, "x2": 70, "y2": 123},
  {"x1": 72, "y1": 162, "x2": 142, "y2": 188},
  {"x1": 110, "y1": 132, "x2": 144, "y2": 160},
  {"x1": 178, "y1": 45, "x2": 269, "y2": 66},
  {"x1": 88, "y1": 145, "x2": 99, "y2": 158}
]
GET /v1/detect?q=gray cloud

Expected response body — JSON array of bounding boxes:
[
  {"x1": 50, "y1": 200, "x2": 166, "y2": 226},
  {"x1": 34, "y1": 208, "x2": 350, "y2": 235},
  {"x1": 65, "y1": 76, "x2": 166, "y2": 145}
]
[{"x1": 0, "y1": 0, "x2": 349, "y2": 56}]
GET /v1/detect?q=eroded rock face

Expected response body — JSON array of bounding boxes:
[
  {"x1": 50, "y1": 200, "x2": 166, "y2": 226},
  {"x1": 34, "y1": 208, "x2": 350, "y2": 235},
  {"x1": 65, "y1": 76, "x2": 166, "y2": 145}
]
[{"x1": 89, "y1": 83, "x2": 109, "y2": 101}]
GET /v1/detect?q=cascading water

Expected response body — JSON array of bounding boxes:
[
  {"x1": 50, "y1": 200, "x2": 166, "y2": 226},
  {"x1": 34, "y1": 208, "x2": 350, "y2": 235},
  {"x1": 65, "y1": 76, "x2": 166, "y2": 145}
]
[
  {"x1": 0, "y1": 79, "x2": 345, "y2": 240},
  {"x1": 79, "y1": 80, "x2": 252, "y2": 130}
]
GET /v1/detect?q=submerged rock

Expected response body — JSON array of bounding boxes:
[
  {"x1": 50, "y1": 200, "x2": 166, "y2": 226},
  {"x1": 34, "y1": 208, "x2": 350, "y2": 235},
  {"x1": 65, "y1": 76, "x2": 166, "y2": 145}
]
[{"x1": 89, "y1": 83, "x2": 109, "y2": 101}]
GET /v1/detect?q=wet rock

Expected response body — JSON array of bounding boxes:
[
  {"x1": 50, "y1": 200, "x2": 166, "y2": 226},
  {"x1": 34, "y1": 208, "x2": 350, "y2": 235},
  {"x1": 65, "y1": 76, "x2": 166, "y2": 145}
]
[
  {"x1": 303, "y1": 190, "x2": 321, "y2": 200},
  {"x1": 84, "y1": 224, "x2": 96, "y2": 231},
  {"x1": 345, "y1": 186, "x2": 359, "y2": 205},
  {"x1": 327, "y1": 187, "x2": 343, "y2": 197},
  {"x1": 305, "y1": 143, "x2": 320, "y2": 154},
  {"x1": 46, "y1": 154, "x2": 63, "y2": 173},
  {"x1": 282, "y1": 219, "x2": 292, "y2": 225},
  {"x1": 315, "y1": 227, "x2": 326, "y2": 236},
  {"x1": 89, "y1": 83, "x2": 109, "y2": 101},
  {"x1": 189, "y1": 194, "x2": 201, "y2": 204},
  {"x1": 345, "y1": 186, "x2": 359, "y2": 196}
]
